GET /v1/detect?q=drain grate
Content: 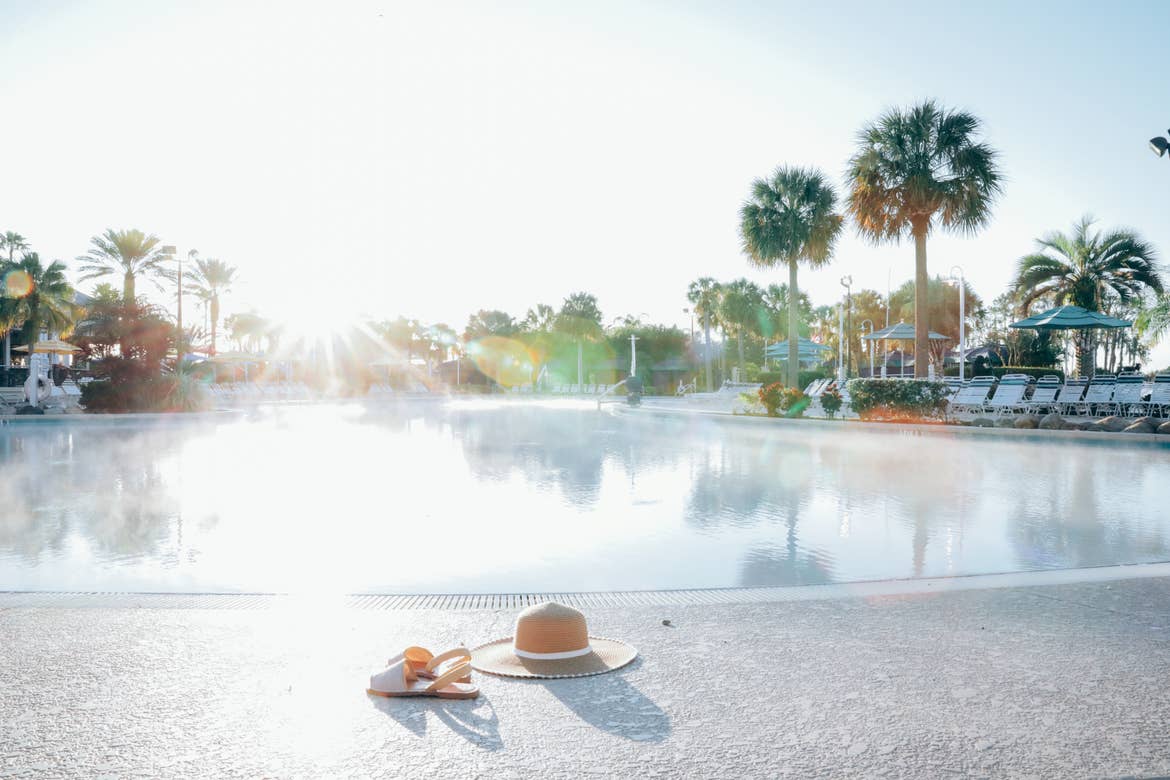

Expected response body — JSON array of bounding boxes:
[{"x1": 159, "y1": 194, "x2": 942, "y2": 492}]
[{"x1": 3, "y1": 562, "x2": 1169, "y2": 611}]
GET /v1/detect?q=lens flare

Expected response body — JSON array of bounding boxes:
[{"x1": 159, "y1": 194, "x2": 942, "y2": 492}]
[
  {"x1": 4, "y1": 270, "x2": 33, "y2": 298},
  {"x1": 466, "y1": 336, "x2": 535, "y2": 388}
]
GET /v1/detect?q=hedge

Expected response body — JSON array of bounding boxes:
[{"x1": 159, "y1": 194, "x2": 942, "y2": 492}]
[
  {"x1": 944, "y1": 365, "x2": 1064, "y2": 381},
  {"x1": 845, "y1": 378, "x2": 950, "y2": 421}
]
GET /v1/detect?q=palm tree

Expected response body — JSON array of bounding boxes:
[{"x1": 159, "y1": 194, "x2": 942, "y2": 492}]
[
  {"x1": 1013, "y1": 216, "x2": 1163, "y2": 376},
  {"x1": 555, "y1": 292, "x2": 603, "y2": 388},
  {"x1": 847, "y1": 101, "x2": 1002, "y2": 377},
  {"x1": 740, "y1": 166, "x2": 843, "y2": 387},
  {"x1": 185, "y1": 258, "x2": 237, "y2": 355},
  {"x1": 717, "y1": 278, "x2": 764, "y2": 379},
  {"x1": 0, "y1": 253, "x2": 75, "y2": 352},
  {"x1": 77, "y1": 228, "x2": 168, "y2": 305},
  {"x1": 0, "y1": 231, "x2": 29, "y2": 367},
  {"x1": 687, "y1": 277, "x2": 722, "y2": 391},
  {"x1": 1137, "y1": 296, "x2": 1170, "y2": 345}
]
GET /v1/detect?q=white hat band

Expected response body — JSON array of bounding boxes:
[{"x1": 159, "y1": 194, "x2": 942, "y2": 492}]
[{"x1": 512, "y1": 643, "x2": 593, "y2": 660}]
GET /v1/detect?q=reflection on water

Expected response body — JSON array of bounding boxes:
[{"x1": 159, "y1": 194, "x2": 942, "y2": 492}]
[{"x1": 1, "y1": 403, "x2": 1168, "y2": 593}]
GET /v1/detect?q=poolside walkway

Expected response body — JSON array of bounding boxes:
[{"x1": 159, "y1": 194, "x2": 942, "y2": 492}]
[{"x1": 3, "y1": 575, "x2": 1169, "y2": 778}]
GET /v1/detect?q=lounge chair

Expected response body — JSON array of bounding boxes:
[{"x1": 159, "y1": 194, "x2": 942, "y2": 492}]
[
  {"x1": 1112, "y1": 373, "x2": 1147, "y2": 417},
  {"x1": 949, "y1": 376, "x2": 996, "y2": 414},
  {"x1": 1056, "y1": 378, "x2": 1089, "y2": 416},
  {"x1": 1147, "y1": 374, "x2": 1170, "y2": 419},
  {"x1": 985, "y1": 375, "x2": 1031, "y2": 415},
  {"x1": 1079, "y1": 374, "x2": 1117, "y2": 417},
  {"x1": 1025, "y1": 375, "x2": 1062, "y2": 414}
]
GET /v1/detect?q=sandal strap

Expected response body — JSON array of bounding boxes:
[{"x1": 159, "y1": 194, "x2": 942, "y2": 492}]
[
  {"x1": 426, "y1": 661, "x2": 471, "y2": 692},
  {"x1": 424, "y1": 647, "x2": 471, "y2": 673},
  {"x1": 403, "y1": 646, "x2": 433, "y2": 669}
]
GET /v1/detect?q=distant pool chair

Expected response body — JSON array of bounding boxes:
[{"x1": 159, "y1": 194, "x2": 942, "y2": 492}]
[
  {"x1": 985, "y1": 374, "x2": 1031, "y2": 416},
  {"x1": 1079, "y1": 374, "x2": 1118, "y2": 417},
  {"x1": 1147, "y1": 374, "x2": 1170, "y2": 419},
  {"x1": 1025, "y1": 375, "x2": 1062, "y2": 414},
  {"x1": 1112, "y1": 373, "x2": 1147, "y2": 418},
  {"x1": 1056, "y1": 377, "x2": 1089, "y2": 416},
  {"x1": 948, "y1": 375, "x2": 996, "y2": 414}
]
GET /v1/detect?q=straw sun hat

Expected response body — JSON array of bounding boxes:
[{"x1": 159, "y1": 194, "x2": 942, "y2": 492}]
[{"x1": 471, "y1": 602, "x2": 638, "y2": 679}]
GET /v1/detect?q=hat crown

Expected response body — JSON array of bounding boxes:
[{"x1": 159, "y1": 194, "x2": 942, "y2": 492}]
[{"x1": 513, "y1": 602, "x2": 589, "y2": 655}]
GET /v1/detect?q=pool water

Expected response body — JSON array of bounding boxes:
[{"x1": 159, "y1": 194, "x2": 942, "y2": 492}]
[{"x1": 1, "y1": 402, "x2": 1168, "y2": 593}]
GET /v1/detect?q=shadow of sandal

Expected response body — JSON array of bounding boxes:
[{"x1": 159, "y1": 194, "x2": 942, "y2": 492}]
[{"x1": 370, "y1": 694, "x2": 502, "y2": 750}]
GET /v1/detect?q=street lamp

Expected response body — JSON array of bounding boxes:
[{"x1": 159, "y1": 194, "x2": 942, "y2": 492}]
[
  {"x1": 946, "y1": 265, "x2": 966, "y2": 382},
  {"x1": 860, "y1": 319, "x2": 874, "y2": 378},
  {"x1": 838, "y1": 275, "x2": 852, "y2": 383},
  {"x1": 1150, "y1": 130, "x2": 1170, "y2": 158}
]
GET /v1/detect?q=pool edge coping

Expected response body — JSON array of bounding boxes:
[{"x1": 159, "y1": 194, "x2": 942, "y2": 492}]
[{"x1": 3, "y1": 562, "x2": 1169, "y2": 610}]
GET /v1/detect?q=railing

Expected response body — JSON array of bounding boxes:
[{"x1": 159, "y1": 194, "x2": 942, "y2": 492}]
[{"x1": 597, "y1": 378, "x2": 630, "y2": 409}]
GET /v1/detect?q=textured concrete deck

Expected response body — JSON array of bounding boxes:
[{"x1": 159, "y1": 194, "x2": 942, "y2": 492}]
[{"x1": 3, "y1": 575, "x2": 1170, "y2": 778}]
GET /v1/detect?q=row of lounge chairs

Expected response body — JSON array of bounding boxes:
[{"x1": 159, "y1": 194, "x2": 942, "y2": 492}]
[
  {"x1": 947, "y1": 373, "x2": 1170, "y2": 418},
  {"x1": 803, "y1": 377, "x2": 851, "y2": 405}
]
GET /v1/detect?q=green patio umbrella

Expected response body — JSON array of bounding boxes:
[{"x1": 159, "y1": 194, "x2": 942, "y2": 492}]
[
  {"x1": 861, "y1": 322, "x2": 950, "y2": 377},
  {"x1": 764, "y1": 338, "x2": 835, "y2": 357},
  {"x1": 1009, "y1": 304, "x2": 1131, "y2": 377},
  {"x1": 1008, "y1": 304, "x2": 1131, "y2": 330}
]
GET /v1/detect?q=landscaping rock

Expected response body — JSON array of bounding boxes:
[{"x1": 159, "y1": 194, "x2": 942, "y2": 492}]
[
  {"x1": 994, "y1": 417, "x2": 1016, "y2": 428},
  {"x1": 1066, "y1": 421, "x2": 1092, "y2": 431},
  {"x1": 1132, "y1": 416, "x2": 1161, "y2": 428},
  {"x1": 1123, "y1": 420, "x2": 1157, "y2": 434},
  {"x1": 1013, "y1": 415, "x2": 1040, "y2": 429},
  {"x1": 1038, "y1": 413, "x2": 1066, "y2": 431},
  {"x1": 1091, "y1": 416, "x2": 1130, "y2": 433},
  {"x1": 1158, "y1": 421, "x2": 1170, "y2": 435},
  {"x1": 971, "y1": 417, "x2": 995, "y2": 428}
]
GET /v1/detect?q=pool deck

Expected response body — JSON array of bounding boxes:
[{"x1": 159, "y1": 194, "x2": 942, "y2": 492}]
[{"x1": 3, "y1": 571, "x2": 1170, "y2": 777}]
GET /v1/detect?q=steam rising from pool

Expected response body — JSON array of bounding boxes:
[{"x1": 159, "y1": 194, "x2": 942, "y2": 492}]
[{"x1": 1, "y1": 403, "x2": 1168, "y2": 593}]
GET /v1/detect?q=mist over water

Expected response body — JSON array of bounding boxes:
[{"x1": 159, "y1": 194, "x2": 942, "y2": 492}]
[{"x1": 1, "y1": 403, "x2": 1168, "y2": 594}]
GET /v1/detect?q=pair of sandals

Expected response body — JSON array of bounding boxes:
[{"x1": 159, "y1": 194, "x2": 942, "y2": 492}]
[{"x1": 367, "y1": 645, "x2": 479, "y2": 700}]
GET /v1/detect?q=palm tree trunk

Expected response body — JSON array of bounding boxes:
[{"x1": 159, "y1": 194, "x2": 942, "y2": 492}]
[
  {"x1": 1075, "y1": 330, "x2": 1093, "y2": 378},
  {"x1": 736, "y1": 330, "x2": 745, "y2": 378},
  {"x1": 703, "y1": 314, "x2": 712, "y2": 392},
  {"x1": 123, "y1": 272, "x2": 135, "y2": 306},
  {"x1": 913, "y1": 227, "x2": 929, "y2": 378},
  {"x1": 787, "y1": 259, "x2": 799, "y2": 388},
  {"x1": 577, "y1": 340, "x2": 583, "y2": 388},
  {"x1": 210, "y1": 296, "x2": 220, "y2": 356}
]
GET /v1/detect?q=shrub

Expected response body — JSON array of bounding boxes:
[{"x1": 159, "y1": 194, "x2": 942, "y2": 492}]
[
  {"x1": 779, "y1": 387, "x2": 808, "y2": 418},
  {"x1": 820, "y1": 388, "x2": 843, "y2": 417},
  {"x1": 80, "y1": 358, "x2": 210, "y2": 413},
  {"x1": 758, "y1": 382, "x2": 785, "y2": 416},
  {"x1": 845, "y1": 378, "x2": 950, "y2": 421}
]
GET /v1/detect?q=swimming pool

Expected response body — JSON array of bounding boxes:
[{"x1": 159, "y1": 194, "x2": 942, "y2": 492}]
[{"x1": 1, "y1": 401, "x2": 1168, "y2": 594}]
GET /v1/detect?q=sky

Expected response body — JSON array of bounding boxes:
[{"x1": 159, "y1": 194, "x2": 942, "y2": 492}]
[{"x1": 2, "y1": 0, "x2": 1169, "y2": 362}]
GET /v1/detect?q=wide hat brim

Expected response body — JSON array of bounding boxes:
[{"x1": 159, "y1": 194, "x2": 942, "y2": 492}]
[{"x1": 470, "y1": 636, "x2": 637, "y2": 679}]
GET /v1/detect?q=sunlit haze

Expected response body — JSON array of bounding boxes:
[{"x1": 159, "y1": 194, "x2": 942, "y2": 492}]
[{"x1": 2, "y1": 0, "x2": 1169, "y2": 361}]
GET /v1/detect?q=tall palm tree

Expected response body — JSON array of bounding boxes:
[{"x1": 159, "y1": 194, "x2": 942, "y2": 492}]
[
  {"x1": 717, "y1": 278, "x2": 764, "y2": 379},
  {"x1": 1013, "y1": 216, "x2": 1162, "y2": 376},
  {"x1": 740, "y1": 166, "x2": 843, "y2": 387},
  {"x1": 77, "y1": 228, "x2": 168, "y2": 305},
  {"x1": 0, "y1": 253, "x2": 75, "y2": 352},
  {"x1": 687, "y1": 277, "x2": 722, "y2": 391},
  {"x1": 0, "y1": 231, "x2": 30, "y2": 367},
  {"x1": 847, "y1": 101, "x2": 1002, "y2": 377},
  {"x1": 185, "y1": 258, "x2": 237, "y2": 355},
  {"x1": 555, "y1": 292, "x2": 602, "y2": 388}
]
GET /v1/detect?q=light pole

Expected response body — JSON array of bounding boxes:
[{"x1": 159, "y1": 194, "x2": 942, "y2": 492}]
[
  {"x1": 860, "y1": 319, "x2": 874, "y2": 378},
  {"x1": 838, "y1": 275, "x2": 852, "y2": 383},
  {"x1": 947, "y1": 265, "x2": 966, "y2": 382},
  {"x1": 162, "y1": 245, "x2": 182, "y2": 358},
  {"x1": 629, "y1": 333, "x2": 639, "y2": 376}
]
